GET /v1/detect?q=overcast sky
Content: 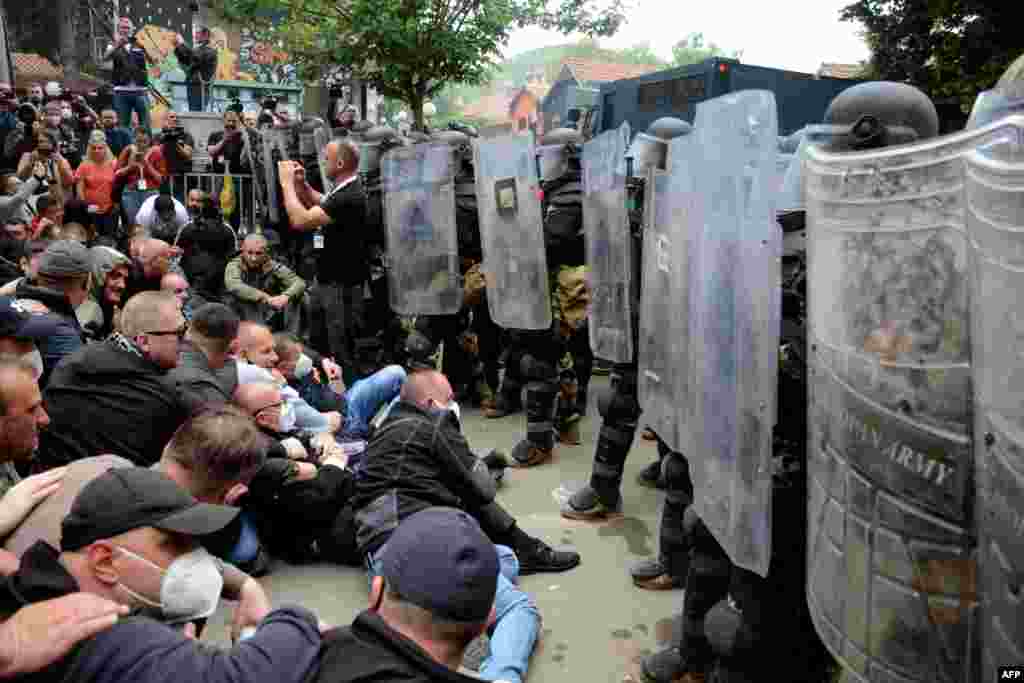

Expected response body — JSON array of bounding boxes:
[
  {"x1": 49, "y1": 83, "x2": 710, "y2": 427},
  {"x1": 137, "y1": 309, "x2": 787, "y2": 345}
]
[{"x1": 504, "y1": 0, "x2": 870, "y2": 73}]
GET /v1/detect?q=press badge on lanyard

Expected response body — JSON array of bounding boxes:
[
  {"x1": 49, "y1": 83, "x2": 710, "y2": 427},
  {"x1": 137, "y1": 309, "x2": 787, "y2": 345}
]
[{"x1": 314, "y1": 230, "x2": 325, "y2": 250}]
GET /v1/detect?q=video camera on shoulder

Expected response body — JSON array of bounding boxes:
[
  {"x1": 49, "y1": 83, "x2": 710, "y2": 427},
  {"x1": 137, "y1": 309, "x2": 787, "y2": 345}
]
[{"x1": 16, "y1": 102, "x2": 38, "y2": 127}]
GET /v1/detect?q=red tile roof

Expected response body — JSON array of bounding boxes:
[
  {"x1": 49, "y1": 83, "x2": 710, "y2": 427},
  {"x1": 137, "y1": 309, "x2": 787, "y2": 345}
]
[
  {"x1": 560, "y1": 58, "x2": 661, "y2": 84},
  {"x1": 13, "y1": 53, "x2": 63, "y2": 82}
]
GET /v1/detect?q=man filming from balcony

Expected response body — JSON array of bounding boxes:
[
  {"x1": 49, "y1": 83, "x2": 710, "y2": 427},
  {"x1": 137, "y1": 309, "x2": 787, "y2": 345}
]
[{"x1": 174, "y1": 27, "x2": 219, "y2": 114}]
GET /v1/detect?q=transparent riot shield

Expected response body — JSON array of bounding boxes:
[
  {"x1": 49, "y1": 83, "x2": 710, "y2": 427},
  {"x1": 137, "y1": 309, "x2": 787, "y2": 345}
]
[
  {"x1": 637, "y1": 135, "x2": 695, "y2": 454},
  {"x1": 261, "y1": 129, "x2": 291, "y2": 225},
  {"x1": 583, "y1": 122, "x2": 632, "y2": 363},
  {"x1": 382, "y1": 144, "x2": 461, "y2": 316},
  {"x1": 965, "y1": 119, "x2": 1024, "y2": 683},
  {"x1": 804, "y1": 120, "x2": 1021, "y2": 683},
  {"x1": 684, "y1": 91, "x2": 780, "y2": 578},
  {"x1": 472, "y1": 135, "x2": 551, "y2": 330},
  {"x1": 314, "y1": 126, "x2": 335, "y2": 195}
]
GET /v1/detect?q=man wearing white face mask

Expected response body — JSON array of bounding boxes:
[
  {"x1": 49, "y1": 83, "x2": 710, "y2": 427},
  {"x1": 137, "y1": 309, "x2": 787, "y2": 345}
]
[{"x1": 0, "y1": 467, "x2": 325, "y2": 682}]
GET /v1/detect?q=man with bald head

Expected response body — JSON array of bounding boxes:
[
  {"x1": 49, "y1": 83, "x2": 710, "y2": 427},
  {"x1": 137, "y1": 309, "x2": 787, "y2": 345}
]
[
  {"x1": 355, "y1": 369, "x2": 579, "y2": 576},
  {"x1": 123, "y1": 237, "x2": 182, "y2": 304},
  {"x1": 38, "y1": 291, "x2": 191, "y2": 468},
  {"x1": 278, "y1": 142, "x2": 369, "y2": 373},
  {"x1": 234, "y1": 381, "x2": 360, "y2": 565},
  {"x1": 224, "y1": 233, "x2": 305, "y2": 333}
]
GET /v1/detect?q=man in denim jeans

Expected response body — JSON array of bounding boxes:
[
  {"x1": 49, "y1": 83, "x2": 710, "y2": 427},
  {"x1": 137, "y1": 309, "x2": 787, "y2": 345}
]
[
  {"x1": 324, "y1": 506, "x2": 540, "y2": 683},
  {"x1": 104, "y1": 17, "x2": 151, "y2": 133}
]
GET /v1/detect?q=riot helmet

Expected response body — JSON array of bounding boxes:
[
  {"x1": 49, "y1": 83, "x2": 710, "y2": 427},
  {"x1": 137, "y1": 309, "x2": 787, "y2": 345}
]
[
  {"x1": 966, "y1": 52, "x2": 1024, "y2": 129},
  {"x1": 819, "y1": 81, "x2": 939, "y2": 151},
  {"x1": 359, "y1": 125, "x2": 399, "y2": 175},
  {"x1": 537, "y1": 127, "x2": 583, "y2": 181},
  {"x1": 627, "y1": 117, "x2": 691, "y2": 177}
]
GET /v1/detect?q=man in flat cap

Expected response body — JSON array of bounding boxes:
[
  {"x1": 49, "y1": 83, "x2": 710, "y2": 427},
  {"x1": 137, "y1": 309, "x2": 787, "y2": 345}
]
[
  {"x1": 14, "y1": 240, "x2": 92, "y2": 386},
  {"x1": 0, "y1": 467, "x2": 324, "y2": 683},
  {"x1": 314, "y1": 507, "x2": 526, "y2": 683}
]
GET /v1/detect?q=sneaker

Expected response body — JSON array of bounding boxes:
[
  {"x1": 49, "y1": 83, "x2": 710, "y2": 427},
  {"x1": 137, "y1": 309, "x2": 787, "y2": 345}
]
[
  {"x1": 556, "y1": 418, "x2": 581, "y2": 445},
  {"x1": 641, "y1": 648, "x2": 687, "y2": 683},
  {"x1": 560, "y1": 485, "x2": 622, "y2": 521},
  {"x1": 630, "y1": 557, "x2": 683, "y2": 590},
  {"x1": 641, "y1": 427, "x2": 657, "y2": 441},
  {"x1": 517, "y1": 540, "x2": 580, "y2": 575},
  {"x1": 482, "y1": 450, "x2": 508, "y2": 485},
  {"x1": 510, "y1": 441, "x2": 552, "y2": 468},
  {"x1": 637, "y1": 459, "x2": 665, "y2": 489}
]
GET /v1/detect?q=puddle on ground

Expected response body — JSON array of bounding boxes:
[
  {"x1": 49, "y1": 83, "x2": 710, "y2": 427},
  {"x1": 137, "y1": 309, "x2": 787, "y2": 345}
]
[{"x1": 598, "y1": 516, "x2": 653, "y2": 556}]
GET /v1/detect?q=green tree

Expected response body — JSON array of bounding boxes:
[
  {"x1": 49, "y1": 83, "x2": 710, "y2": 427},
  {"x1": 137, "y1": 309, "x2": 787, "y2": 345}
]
[
  {"x1": 215, "y1": 0, "x2": 627, "y2": 129},
  {"x1": 841, "y1": 0, "x2": 1019, "y2": 110},
  {"x1": 671, "y1": 32, "x2": 741, "y2": 68}
]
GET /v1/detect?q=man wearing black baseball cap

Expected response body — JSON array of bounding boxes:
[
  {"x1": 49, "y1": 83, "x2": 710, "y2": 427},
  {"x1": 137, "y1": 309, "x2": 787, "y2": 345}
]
[
  {"x1": 0, "y1": 295, "x2": 62, "y2": 377},
  {"x1": 0, "y1": 467, "x2": 324, "y2": 683},
  {"x1": 314, "y1": 507, "x2": 507, "y2": 683}
]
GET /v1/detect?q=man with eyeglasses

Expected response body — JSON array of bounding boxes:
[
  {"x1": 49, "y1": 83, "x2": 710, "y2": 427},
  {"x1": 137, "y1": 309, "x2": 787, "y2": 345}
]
[{"x1": 37, "y1": 291, "x2": 192, "y2": 469}]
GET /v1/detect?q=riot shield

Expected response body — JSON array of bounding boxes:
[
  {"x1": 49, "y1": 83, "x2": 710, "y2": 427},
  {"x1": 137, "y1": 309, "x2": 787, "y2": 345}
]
[
  {"x1": 582, "y1": 122, "x2": 632, "y2": 363},
  {"x1": 314, "y1": 126, "x2": 335, "y2": 195},
  {"x1": 637, "y1": 134, "x2": 695, "y2": 454},
  {"x1": 382, "y1": 143, "x2": 461, "y2": 316},
  {"x1": 261, "y1": 129, "x2": 291, "y2": 225},
  {"x1": 684, "y1": 91, "x2": 780, "y2": 578},
  {"x1": 472, "y1": 135, "x2": 551, "y2": 330},
  {"x1": 804, "y1": 119, "x2": 1021, "y2": 683},
  {"x1": 965, "y1": 119, "x2": 1024, "y2": 683}
]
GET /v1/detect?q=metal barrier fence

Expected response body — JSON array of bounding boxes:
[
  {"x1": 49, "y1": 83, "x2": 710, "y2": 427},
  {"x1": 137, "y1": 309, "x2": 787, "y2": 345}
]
[{"x1": 168, "y1": 172, "x2": 262, "y2": 235}]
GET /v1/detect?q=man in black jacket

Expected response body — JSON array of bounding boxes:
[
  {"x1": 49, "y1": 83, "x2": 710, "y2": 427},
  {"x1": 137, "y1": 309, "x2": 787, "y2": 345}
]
[
  {"x1": 354, "y1": 370, "x2": 579, "y2": 575},
  {"x1": 234, "y1": 381, "x2": 361, "y2": 566},
  {"x1": 103, "y1": 17, "x2": 152, "y2": 132},
  {"x1": 169, "y1": 302, "x2": 240, "y2": 411},
  {"x1": 174, "y1": 27, "x2": 218, "y2": 113},
  {"x1": 174, "y1": 197, "x2": 237, "y2": 306},
  {"x1": 38, "y1": 291, "x2": 191, "y2": 469},
  {"x1": 313, "y1": 507, "x2": 506, "y2": 683},
  {"x1": 0, "y1": 467, "x2": 324, "y2": 683}
]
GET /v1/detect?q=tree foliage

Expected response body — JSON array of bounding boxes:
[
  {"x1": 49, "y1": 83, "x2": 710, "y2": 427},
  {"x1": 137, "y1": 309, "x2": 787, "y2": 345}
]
[
  {"x1": 214, "y1": 0, "x2": 627, "y2": 127},
  {"x1": 671, "y1": 33, "x2": 741, "y2": 68},
  {"x1": 841, "y1": 0, "x2": 1020, "y2": 109}
]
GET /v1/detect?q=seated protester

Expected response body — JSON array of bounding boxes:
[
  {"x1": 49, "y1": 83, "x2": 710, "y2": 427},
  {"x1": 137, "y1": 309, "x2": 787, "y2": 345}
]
[
  {"x1": 122, "y1": 237, "x2": 179, "y2": 303},
  {"x1": 38, "y1": 291, "x2": 190, "y2": 469},
  {"x1": 174, "y1": 196, "x2": 236, "y2": 307},
  {"x1": 355, "y1": 370, "x2": 580, "y2": 576},
  {"x1": 0, "y1": 467, "x2": 323, "y2": 683},
  {"x1": 60, "y1": 222, "x2": 92, "y2": 244},
  {"x1": 13, "y1": 240, "x2": 90, "y2": 387},
  {"x1": 169, "y1": 302, "x2": 240, "y2": 410},
  {"x1": 0, "y1": 170, "x2": 42, "y2": 226},
  {"x1": 82, "y1": 245, "x2": 130, "y2": 340},
  {"x1": 0, "y1": 353, "x2": 55, "y2": 523},
  {"x1": 134, "y1": 192, "x2": 188, "y2": 242},
  {"x1": 234, "y1": 382, "x2": 360, "y2": 566},
  {"x1": 0, "y1": 236, "x2": 29, "y2": 283},
  {"x1": 6, "y1": 409, "x2": 274, "y2": 624},
  {"x1": 3, "y1": 216, "x2": 30, "y2": 242},
  {"x1": 227, "y1": 321, "x2": 342, "y2": 436},
  {"x1": 161, "y1": 271, "x2": 193, "y2": 321},
  {"x1": 224, "y1": 234, "x2": 305, "y2": 333},
  {"x1": 275, "y1": 332, "x2": 346, "y2": 413},
  {"x1": 314, "y1": 507, "x2": 536, "y2": 683}
]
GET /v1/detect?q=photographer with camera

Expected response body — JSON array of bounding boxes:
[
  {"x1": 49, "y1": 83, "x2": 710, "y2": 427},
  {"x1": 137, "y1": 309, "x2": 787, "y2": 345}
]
[
  {"x1": 16, "y1": 129, "x2": 74, "y2": 199},
  {"x1": 174, "y1": 27, "x2": 218, "y2": 113},
  {"x1": 115, "y1": 128, "x2": 162, "y2": 225},
  {"x1": 40, "y1": 102, "x2": 82, "y2": 169},
  {"x1": 104, "y1": 17, "x2": 152, "y2": 132},
  {"x1": 148, "y1": 110, "x2": 195, "y2": 201},
  {"x1": 4, "y1": 101, "x2": 41, "y2": 169},
  {"x1": 208, "y1": 107, "x2": 257, "y2": 232}
]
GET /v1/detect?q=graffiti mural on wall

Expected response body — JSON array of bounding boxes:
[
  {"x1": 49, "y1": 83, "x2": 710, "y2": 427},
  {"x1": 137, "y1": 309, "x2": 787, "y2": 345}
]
[{"x1": 118, "y1": 1, "x2": 298, "y2": 127}]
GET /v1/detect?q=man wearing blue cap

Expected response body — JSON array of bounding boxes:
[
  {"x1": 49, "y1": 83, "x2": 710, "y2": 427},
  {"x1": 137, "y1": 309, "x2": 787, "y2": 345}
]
[{"x1": 314, "y1": 507, "x2": 525, "y2": 683}]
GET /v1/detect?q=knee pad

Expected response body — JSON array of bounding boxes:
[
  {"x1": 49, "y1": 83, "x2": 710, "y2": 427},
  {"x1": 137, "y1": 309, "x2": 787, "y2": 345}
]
[
  {"x1": 597, "y1": 385, "x2": 641, "y2": 424},
  {"x1": 519, "y1": 354, "x2": 557, "y2": 381},
  {"x1": 662, "y1": 452, "x2": 695, "y2": 504}
]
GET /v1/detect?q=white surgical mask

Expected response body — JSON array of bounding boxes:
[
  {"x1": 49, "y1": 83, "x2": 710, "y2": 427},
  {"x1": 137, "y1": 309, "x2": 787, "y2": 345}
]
[
  {"x1": 293, "y1": 353, "x2": 313, "y2": 380},
  {"x1": 22, "y1": 349, "x2": 43, "y2": 380},
  {"x1": 279, "y1": 400, "x2": 296, "y2": 433},
  {"x1": 115, "y1": 546, "x2": 224, "y2": 624}
]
